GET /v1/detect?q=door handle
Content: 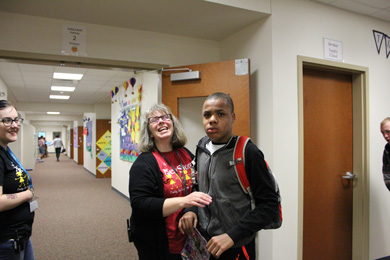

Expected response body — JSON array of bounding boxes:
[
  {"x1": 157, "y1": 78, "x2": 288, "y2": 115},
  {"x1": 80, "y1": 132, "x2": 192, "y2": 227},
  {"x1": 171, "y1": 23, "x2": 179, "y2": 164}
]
[{"x1": 342, "y1": 172, "x2": 356, "y2": 179}]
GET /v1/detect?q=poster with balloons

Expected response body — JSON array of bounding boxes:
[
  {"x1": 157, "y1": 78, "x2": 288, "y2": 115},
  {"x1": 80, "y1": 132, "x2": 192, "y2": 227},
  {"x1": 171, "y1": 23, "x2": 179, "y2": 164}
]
[{"x1": 115, "y1": 76, "x2": 143, "y2": 162}]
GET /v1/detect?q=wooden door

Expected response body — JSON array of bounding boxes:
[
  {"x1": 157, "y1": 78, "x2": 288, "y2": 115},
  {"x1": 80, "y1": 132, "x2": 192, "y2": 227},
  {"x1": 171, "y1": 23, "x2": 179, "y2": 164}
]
[
  {"x1": 303, "y1": 68, "x2": 353, "y2": 259},
  {"x1": 96, "y1": 119, "x2": 111, "y2": 178},
  {"x1": 70, "y1": 128, "x2": 74, "y2": 159},
  {"x1": 162, "y1": 59, "x2": 250, "y2": 137},
  {"x1": 77, "y1": 126, "x2": 84, "y2": 165}
]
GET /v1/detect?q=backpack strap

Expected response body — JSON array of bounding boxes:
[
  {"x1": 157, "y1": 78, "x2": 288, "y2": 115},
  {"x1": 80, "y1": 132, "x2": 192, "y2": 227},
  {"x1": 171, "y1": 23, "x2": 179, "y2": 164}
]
[{"x1": 230, "y1": 136, "x2": 255, "y2": 209}]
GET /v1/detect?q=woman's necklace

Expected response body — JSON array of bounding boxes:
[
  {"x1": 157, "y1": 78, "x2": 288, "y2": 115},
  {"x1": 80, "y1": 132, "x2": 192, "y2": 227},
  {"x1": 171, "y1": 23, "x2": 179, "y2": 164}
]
[{"x1": 157, "y1": 148, "x2": 188, "y2": 195}]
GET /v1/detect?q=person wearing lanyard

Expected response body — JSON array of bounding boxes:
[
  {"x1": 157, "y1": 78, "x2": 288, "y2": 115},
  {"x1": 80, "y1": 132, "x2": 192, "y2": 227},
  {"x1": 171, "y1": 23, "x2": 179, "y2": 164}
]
[
  {"x1": 129, "y1": 104, "x2": 212, "y2": 260},
  {"x1": 0, "y1": 100, "x2": 37, "y2": 260}
]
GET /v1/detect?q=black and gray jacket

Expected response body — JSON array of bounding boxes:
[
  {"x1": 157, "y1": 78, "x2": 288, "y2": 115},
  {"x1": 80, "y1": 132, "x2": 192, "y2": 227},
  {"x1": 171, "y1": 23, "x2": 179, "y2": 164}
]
[
  {"x1": 382, "y1": 143, "x2": 390, "y2": 191},
  {"x1": 195, "y1": 136, "x2": 280, "y2": 247}
]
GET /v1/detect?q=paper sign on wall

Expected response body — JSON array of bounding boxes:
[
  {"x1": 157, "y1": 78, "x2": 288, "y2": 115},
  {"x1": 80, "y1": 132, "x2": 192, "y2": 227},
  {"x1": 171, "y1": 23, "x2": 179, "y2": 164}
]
[
  {"x1": 62, "y1": 25, "x2": 87, "y2": 56},
  {"x1": 323, "y1": 38, "x2": 343, "y2": 62},
  {"x1": 235, "y1": 59, "x2": 249, "y2": 76}
]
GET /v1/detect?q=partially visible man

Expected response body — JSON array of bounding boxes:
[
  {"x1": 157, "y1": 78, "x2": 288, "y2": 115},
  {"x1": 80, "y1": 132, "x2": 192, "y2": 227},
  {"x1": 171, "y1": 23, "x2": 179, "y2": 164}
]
[{"x1": 380, "y1": 117, "x2": 390, "y2": 191}]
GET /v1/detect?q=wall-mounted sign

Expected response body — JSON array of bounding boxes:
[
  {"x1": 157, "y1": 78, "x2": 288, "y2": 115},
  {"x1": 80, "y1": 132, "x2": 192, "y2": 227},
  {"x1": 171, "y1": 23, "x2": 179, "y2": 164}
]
[
  {"x1": 235, "y1": 59, "x2": 249, "y2": 76},
  {"x1": 62, "y1": 24, "x2": 87, "y2": 56},
  {"x1": 323, "y1": 38, "x2": 343, "y2": 62}
]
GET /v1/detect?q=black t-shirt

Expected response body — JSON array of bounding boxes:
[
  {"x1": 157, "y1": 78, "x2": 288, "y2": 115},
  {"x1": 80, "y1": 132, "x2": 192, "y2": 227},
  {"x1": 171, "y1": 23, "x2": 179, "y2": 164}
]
[{"x1": 0, "y1": 146, "x2": 34, "y2": 241}]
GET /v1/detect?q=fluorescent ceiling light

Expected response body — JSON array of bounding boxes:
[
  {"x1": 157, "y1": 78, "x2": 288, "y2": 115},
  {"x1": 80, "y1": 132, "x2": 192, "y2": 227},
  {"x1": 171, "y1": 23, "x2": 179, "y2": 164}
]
[
  {"x1": 53, "y1": 72, "x2": 83, "y2": 80},
  {"x1": 51, "y1": 86, "x2": 75, "y2": 92},
  {"x1": 47, "y1": 112, "x2": 60, "y2": 115},
  {"x1": 50, "y1": 95, "x2": 70, "y2": 100}
]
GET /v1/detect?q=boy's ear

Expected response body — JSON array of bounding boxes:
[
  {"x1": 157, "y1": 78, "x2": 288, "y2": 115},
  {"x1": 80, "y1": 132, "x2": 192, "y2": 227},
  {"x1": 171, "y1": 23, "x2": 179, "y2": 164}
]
[{"x1": 232, "y1": 112, "x2": 236, "y2": 123}]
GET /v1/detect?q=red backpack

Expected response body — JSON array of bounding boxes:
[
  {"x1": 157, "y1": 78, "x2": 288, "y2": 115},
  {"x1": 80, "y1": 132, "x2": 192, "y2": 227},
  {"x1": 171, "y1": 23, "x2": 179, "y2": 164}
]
[{"x1": 231, "y1": 136, "x2": 282, "y2": 230}]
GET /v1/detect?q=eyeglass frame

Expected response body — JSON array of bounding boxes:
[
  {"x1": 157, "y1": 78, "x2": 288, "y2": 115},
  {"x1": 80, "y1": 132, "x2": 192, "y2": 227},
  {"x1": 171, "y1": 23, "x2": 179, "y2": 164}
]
[
  {"x1": 0, "y1": 117, "x2": 24, "y2": 127},
  {"x1": 148, "y1": 114, "x2": 172, "y2": 124}
]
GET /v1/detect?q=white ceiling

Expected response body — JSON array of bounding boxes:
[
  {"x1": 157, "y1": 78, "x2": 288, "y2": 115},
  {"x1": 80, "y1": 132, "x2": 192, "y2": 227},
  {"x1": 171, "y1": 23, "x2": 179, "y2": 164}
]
[
  {"x1": 0, "y1": 0, "x2": 389, "y2": 115},
  {"x1": 312, "y1": 0, "x2": 390, "y2": 22},
  {"x1": 1, "y1": 63, "x2": 136, "y2": 106}
]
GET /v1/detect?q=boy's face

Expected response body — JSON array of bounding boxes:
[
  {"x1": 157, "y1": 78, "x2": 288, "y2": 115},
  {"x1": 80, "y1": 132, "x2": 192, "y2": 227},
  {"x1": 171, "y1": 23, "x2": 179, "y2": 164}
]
[{"x1": 202, "y1": 98, "x2": 235, "y2": 143}]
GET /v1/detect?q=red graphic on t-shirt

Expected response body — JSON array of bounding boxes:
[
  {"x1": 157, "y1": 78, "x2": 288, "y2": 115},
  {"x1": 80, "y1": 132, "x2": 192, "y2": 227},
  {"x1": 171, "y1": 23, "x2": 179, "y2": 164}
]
[{"x1": 152, "y1": 148, "x2": 193, "y2": 254}]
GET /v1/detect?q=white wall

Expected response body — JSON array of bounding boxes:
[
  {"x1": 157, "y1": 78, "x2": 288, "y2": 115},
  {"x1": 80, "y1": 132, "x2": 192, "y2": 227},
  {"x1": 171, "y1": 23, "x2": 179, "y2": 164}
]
[
  {"x1": 21, "y1": 124, "x2": 36, "y2": 170},
  {"x1": 221, "y1": 0, "x2": 390, "y2": 259},
  {"x1": 0, "y1": 77, "x2": 7, "y2": 99},
  {"x1": 83, "y1": 104, "x2": 111, "y2": 175},
  {"x1": 83, "y1": 112, "x2": 96, "y2": 175},
  {"x1": 95, "y1": 103, "x2": 111, "y2": 119},
  {"x1": 111, "y1": 71, "x2": 161, "y2": 197},
  {"x1": 0, "y1": 11, "x2": 220, "y2": 67}
]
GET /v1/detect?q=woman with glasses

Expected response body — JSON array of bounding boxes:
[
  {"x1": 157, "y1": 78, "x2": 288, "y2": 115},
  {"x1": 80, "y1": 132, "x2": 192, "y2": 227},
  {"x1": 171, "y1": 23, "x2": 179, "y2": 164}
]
[
  {"x1": 0, "y1": 100, "x2": 36, "y2": 260},
  {"x1": 129, "y1": 104, "x2": 212, "y2": 260}
]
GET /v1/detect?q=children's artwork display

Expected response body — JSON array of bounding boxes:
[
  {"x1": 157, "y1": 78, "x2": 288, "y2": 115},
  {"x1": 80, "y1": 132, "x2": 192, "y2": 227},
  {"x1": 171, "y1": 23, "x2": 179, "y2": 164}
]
[
  {"x1": 85, "y1": 121, "x2": 92, "y2": 152},
  {"x1": 116, "y1": 77, "x2": 142, "y2": 162}
]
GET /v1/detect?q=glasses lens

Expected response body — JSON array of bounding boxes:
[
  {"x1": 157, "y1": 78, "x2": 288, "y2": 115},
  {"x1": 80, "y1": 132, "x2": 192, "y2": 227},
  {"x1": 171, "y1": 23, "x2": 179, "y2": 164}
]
[
  {"x1": 3, "y1": 118, "x2": 12, "y2": 126},
  {"x1": 2, "y1": 118, "x2": 23, "y2": 126},
  {"x1": 149, "y1": 114, "x2": 170, "y2": 124},
  {"x1": 17, "y1": 118, "x2": 24, "y2": 125}
]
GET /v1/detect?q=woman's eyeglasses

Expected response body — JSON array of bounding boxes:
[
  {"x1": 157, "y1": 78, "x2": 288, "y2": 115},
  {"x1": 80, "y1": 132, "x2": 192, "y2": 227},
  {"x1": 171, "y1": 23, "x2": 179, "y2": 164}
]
[
  {"x1": 0, "y1": 117, "x2": 24, "y2": 127},
  {"x1": 148, "y1": 114, "x2": 172, "y2": 124}
]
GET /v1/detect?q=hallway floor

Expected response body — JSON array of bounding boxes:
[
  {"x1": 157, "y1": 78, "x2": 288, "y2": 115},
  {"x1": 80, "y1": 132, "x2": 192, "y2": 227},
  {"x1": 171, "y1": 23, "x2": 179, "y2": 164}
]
[{"x1": 29, "y1": 154, "x2": 138, "y2": 260}]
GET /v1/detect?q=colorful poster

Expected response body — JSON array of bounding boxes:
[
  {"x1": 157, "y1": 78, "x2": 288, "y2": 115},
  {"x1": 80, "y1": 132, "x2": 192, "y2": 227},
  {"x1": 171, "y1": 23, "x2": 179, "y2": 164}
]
[
  {"x1": 119, "y1": 104, "x2": 140, "y2": 162},
  {"x1": 96, "y1": 130, "x2": 111, "y2": 175},
  {"x1": 116, "y1": 78, "x2": 142, "y2": 162},
  {"x1": 86, "y1": 121, "x2": 92, "y2": 152}
]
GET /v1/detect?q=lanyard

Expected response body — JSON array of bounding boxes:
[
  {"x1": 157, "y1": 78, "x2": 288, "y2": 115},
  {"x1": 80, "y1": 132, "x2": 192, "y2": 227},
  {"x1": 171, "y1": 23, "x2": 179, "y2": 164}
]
[
  {"x1": 157, "y1": 149, "x2": 188, "y2": 195},
  {"x1": 7, "y1": 147, "x2": 34, "y2": 190}
]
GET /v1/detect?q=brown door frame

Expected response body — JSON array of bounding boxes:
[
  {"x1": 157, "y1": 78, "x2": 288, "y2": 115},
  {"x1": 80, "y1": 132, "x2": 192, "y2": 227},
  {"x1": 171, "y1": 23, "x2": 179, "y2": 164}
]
[
  {"x1": 297, "y1": 56, "x2": 369, "y2": 259},
  {"x1": 70, "y1": 128, "x2": 74, "y2": 159},
  {"x1": 77, "y1": 126, "x2": 84, "y2": 165}
]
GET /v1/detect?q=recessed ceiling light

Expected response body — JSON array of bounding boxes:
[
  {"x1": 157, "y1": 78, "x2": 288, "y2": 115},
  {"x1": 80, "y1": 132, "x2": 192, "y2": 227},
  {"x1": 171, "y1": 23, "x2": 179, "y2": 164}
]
[
  {"x1": 47, "y1": 112, "x2": 60, "y2": 115},
  {"x1": 53, "y1": 72, "x2": 83, "y2": 80},
  {"x1": 50, "y1": 95, "x2": 70, "y2": 100},
  {"x1": 51, "y1": 86, "x2": 75, "y2": 92}
]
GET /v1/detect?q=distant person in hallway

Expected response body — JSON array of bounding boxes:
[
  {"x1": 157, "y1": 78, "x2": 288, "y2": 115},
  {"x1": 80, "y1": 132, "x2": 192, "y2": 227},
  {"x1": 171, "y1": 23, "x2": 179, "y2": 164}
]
[
  {"x1": 128, "y1": 104, "x2": 212, "y2": 260},
  {"x1": 179, "y1": 92, "x2": 280, "y2": 260},
  {"x1": 0, "y1": 100, "x2": 36, "y2": 260},
  {"x1": 43, "y1": 138, "x2": 48, "y2": 158},
  {"x1": 38, "y1": 136, "x2": 45, "y2": 162},
  {"x1": 51, "y1": 135, "x2": 64, "y2": 162},
  {"x1": 380, "y1": 117, "x2": 390, "y2": 191}
]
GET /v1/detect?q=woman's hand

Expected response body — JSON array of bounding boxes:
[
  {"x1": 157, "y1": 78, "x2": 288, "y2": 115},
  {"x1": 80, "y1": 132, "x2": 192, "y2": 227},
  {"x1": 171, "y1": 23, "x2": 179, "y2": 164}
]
[
  {"x1": 180, "y1": 191, "x2": 212, "y2": 208},
  {"x1": 162, "y1": 192, "x2": 212, "y2": 217}
]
